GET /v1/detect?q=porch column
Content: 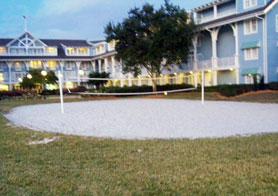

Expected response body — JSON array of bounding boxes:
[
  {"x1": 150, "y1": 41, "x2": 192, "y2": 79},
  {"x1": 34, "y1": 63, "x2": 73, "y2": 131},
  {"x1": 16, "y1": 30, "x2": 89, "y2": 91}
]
[
  {"x1": 213, "y1": 4, "x2": 217, "y2": 19},
  {"x1": 208, "y1": 28, "x2": 219, "y2": 86},
  {"x1": 76, "y1": 61, "x2": 81, "y2": 86},
  {"x1": 194, "y1": 72, "x2": 198, "y2": 88},
  {"x1": 231, "y1": 23, "x2": 240, "y2": 84},
  {"x1": 98, "y1": 59, "x2": 102, "y2": 73},
  {"x1": 92, "y1": 61, "x2": 96, "y2": 72},
  {"x1": 59, "y1": 61, "x2": 64, "y2": 74},
  {"x1": 128, "y1": 75, "x2": 132, "y2": 87},
  {"x1": 138, "y1": 77, "x2": 142, "y2": 86},
  {"x1": 104, "y1": 58, "x2": 108, "y2": 72},
  {"x1": 111, "y1": 56, "x2": 115, "y2": 75},
  {"x1": 192, "y1": 36, "x2": 198, "y2": 70},
  {"x1": 42, "y1": 61, "x2": 47, "y2": 70},
  {"x1": 25, "y1": 61, "x2": 30, "y2": 71},
  {"x1": 7, "y1": 62, "x2": 12, "y2": 91}
]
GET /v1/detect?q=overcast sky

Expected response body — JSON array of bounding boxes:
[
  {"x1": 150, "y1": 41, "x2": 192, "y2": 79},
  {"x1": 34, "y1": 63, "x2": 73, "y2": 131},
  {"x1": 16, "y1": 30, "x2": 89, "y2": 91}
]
[{"x1": 0, "y1": 0, "x2": 212, "y2": 40}]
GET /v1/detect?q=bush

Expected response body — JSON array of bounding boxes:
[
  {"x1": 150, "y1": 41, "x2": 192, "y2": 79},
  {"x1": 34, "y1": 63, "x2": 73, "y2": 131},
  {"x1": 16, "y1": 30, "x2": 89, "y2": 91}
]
[
  {"x1": 102, "y1": 84, "x2": 194, "y2": 95},
  {"x1": 204, "y1": 84, "x2": 255, "y2": 97},
  {"x1": 0, "y1": 90, "x2": 39, "y2": 100}
]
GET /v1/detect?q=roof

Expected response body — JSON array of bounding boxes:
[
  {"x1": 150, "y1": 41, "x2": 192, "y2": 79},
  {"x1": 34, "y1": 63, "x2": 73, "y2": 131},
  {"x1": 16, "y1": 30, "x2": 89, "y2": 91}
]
[
  {"x1": 193, "y1": 0, "x2": 232, "y2": 12},
  {"x1": 241, "y1": 67, "x2": 260, "y2": 75},
  {"x1": 199, "y1": 0, "x2": 275, "y2": 27},
  {"x1": 41, "y1": 39, "x2": 92, "y2": 47},
  {"x1": 0, "y1": 39, "x2": 13, "y2": 46},
  {"x1": 0, "y1": 38, "x2": 94, "y2": 60}
]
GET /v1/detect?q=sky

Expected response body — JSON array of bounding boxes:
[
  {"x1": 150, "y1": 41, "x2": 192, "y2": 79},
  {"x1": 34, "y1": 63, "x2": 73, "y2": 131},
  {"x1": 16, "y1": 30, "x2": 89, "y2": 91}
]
[{"x1": 0, "y1": 0, "x2": 212, "y2": 41}]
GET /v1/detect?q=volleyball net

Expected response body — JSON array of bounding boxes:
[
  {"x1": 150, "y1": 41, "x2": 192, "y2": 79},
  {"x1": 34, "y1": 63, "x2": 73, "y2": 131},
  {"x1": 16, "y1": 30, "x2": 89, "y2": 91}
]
[{"x1": 57, "y1": 71, "x2": 205, "y2": 114}]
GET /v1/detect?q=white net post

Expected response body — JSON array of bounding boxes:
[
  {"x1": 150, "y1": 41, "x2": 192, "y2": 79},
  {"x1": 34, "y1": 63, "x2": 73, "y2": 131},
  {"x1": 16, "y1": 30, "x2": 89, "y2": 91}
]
[
  {"x1": 58, "y1": 71, "x2": 64, "y2": 114},
  {"x1": 201, "y1": 70, "x2": 205, "y2": 105}
]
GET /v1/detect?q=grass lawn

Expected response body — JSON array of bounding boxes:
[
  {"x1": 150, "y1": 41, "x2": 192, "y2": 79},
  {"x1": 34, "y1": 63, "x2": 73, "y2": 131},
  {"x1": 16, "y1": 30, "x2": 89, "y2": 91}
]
[{"x1": 1, "y1": 91, "x2": 278, "y2": 196}]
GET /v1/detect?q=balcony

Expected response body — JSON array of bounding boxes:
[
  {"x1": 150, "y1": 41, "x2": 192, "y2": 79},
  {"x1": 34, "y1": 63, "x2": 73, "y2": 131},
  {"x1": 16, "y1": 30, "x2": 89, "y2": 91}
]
[
  {"x1": 196, "y1": 8, "x2": 236, "y2": 24},
  {"x1": 218, "y1": 56, "x2": 236, "y2": 68}
]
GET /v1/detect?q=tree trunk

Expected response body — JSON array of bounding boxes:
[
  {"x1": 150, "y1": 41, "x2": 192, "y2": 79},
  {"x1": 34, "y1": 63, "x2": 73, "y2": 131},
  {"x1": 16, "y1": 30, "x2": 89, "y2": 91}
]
[{"x1": 151, "y1": 73, "x2": 157, "y2": 92}]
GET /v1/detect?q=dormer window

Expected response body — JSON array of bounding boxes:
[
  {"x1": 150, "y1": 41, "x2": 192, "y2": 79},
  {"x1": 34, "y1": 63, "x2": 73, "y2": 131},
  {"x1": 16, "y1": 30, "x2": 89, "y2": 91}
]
[
  {"x1": 46, "y1": 47, "x2": 57, "y2": 55},
  {"x1": 67, "y1": 47, "x2": 75, "y2": 55},
  {"x1": 78, "y1": 48, "x2": 88, "y2": 55},
  {"x1": 244, "y1": 0, "x2": 257, "y2": 9}
]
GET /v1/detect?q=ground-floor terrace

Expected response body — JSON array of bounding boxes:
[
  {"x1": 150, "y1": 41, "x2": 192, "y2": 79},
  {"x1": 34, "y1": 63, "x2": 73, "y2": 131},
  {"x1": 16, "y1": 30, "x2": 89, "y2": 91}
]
[{"x1": 0, "y1": 58, "x2": 242, "y2": 91}]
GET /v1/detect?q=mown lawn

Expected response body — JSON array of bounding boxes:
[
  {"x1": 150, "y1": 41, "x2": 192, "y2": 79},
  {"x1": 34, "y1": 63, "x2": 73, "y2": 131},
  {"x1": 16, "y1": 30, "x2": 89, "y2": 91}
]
[{"x1": 1, "y1": 92, "x2": 278, "y2": 196}]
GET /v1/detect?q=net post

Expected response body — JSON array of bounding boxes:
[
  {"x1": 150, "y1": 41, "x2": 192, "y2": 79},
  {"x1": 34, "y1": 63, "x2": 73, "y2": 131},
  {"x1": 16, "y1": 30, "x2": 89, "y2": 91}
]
[
  {"x1": 201, "y1": 70, "x2": 205, "y2": 105},
  {"x1": 58, "y1": 71, "x2": 64, "y2": 114}
]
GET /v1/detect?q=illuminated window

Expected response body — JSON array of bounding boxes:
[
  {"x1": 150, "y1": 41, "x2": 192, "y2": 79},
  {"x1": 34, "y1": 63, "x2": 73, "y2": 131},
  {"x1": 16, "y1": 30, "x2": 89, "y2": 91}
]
[
  {"x1": 0, "y1": 73, "x2": 4, "y2": 82},
  {"x1": 47, "y1": 61, "x2": 57, "y2": 70},
  {"x1": 30, "y1": 61, "x2": 42, "y2": 69},
  {"x1": 67, "y1": 48, "x2": 75, "y2": 55},
  {"x1": 46, "y1": 47, "x2": 56, "y2": 54},
  {"x1": 14, "y1": 62, "x2": 22, "y2": 71},
  {"x1": 0, "y1": 47, "x2": 6, "y2": 54},
  {"x1": 78, "y1": 48, "x2": 88, "y2": 55}
]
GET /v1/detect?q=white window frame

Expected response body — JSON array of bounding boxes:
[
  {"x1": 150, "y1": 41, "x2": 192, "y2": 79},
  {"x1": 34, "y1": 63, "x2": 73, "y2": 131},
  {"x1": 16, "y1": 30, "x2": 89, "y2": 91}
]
[
  {"x1": 244, "y1": 0, "x2": 257, "y2": 9},
  {"x1": 244, "y1": 19, "x2": 257, "y2": 35},
  {"x1": 244, "y1": 48, "x2": 259, "y2": 60},
  {"x1": 244, "y1": 75, "x2": 254, "y2": 84}
]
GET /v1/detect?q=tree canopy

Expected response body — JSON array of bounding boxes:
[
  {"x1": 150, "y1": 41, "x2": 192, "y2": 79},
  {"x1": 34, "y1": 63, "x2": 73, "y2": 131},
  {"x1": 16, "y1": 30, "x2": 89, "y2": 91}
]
[
  {"x1": 105, "y1": 0, "x2": 197, "y2": 91},
  {"x1": 87, "y1": 72, "x2": 110, "y2": 89},
  {"x1": 20, "y1": 69, "x2": 57, "y2": 89}
]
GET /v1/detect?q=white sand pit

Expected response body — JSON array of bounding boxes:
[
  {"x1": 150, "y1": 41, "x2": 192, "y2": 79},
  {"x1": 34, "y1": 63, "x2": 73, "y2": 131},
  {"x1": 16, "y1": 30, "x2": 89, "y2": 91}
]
[{"x1": 5, "y1": 99, "x2": 278, "y2": 139}]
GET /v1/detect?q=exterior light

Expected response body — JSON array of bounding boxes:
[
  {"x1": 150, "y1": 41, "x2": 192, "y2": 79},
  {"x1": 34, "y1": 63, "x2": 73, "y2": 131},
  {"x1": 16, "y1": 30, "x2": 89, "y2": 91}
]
[
  {"x1": 189, "y1": 71, "x2": 193, "y2": 74},
  {"x1": 18, "y1": 78, "x2": 23, "y2": 82},
  {"x1": 164, "y1": 92, "x2": 168, "y2": 96},
  {"x1": 27, "y1": 74, "x2": 32, "y2": 79},
  {"x1": 248, "y1": 74, "x2": 252, "y2": 76},
  {"x1": 229, "y1": 68, "x2": 234, "y2": 71},
  {"x1": 174, "y1": 73, "x2": 177, "y2": 76},
  {"x1": 79, "y1": 70, "x2": 85, "y2": 76},
  {"x1": 208, "y1": 70, "x2": 212, "y2": 73},
  {"x1": 160, "y1": 74, "x2": 163, "y2": 77},
  {"x1": 41, "y1": 70, "x2": 47, "y2": 76}
]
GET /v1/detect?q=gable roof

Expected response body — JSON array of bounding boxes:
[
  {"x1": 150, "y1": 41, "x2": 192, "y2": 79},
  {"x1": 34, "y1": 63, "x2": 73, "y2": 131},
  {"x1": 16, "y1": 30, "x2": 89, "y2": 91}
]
[{"x1": 6, "y1": 32, "x2": 48, "y2": 47}]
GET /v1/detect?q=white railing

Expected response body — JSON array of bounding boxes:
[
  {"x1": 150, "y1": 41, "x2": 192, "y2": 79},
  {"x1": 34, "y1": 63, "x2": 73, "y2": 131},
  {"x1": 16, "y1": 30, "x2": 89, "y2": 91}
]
[
  {"x1": 217, "y1": 8, "x2": 236, "y2": 18},
  {"x1": 197, "y1": 59, "x2": 212, "y2": 69},
  {"x1": 218, "y1": 56, "x2": 235, "y2": 67},
  {"x1": 196, "y1": 8, "x2": 236, "y2": 24}
]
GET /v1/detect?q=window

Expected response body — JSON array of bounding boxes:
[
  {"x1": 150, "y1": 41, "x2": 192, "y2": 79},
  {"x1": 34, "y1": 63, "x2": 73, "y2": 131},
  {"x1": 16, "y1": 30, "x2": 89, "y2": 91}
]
[
  {"x1": 0, "y1": 73, "x2": 4, "y2": 82},
  {"x1": 67, "y1": 48, "x2": 75, "y2": 55},
  {"x1": 78, "y1": 48, "x2": 88, "y2": 55},
  {"x1": 276, "y1": 15, "x2": 278, "y2": 32},
  {"x1": 244, "y1": 75, "x2": 254, "y2": 84},
  {"x1": 0, "y1": 47, "x2": 6, "y2": 55},
  {"x1": 46, "y1": 47, "x2": 56, "y2": 55},
  {"x1": 244, "y1": 0, "x2": 257, "y2": 9},
  {"x1": 47, "y1": 61, "x2": 57, "y2": 71},
  {"x1": 244, "y1": 48, "x2": 258, "y2": 60},
  {"x1": 14, "y1": 62, "x2": 22, "y2": 71},
  {"x1": 30, "y1": 61, "x2": 42, "y2": 69},
  {"x1": 244, "y1": 19, "x2": 257, "y2": 34}
]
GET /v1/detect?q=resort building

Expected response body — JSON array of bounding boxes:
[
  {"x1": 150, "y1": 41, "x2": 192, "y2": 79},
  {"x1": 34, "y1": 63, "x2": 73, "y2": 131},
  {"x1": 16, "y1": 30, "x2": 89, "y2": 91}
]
[{"x1": 0, "y1": 0, "x2": 278, "y2": 90}]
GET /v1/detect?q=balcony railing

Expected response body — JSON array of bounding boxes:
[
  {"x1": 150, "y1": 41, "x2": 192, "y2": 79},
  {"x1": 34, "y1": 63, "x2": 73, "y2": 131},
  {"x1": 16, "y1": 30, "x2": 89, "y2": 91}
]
[
  {"x1": 196, "y1": 8, "x2": 236, "y2": 24},
  {"x1": 218, "y1": 56, "x2": 235, "y2": 67},
  {"x1": 197, "y1": 59, "x2": 212, "y2": 69}
]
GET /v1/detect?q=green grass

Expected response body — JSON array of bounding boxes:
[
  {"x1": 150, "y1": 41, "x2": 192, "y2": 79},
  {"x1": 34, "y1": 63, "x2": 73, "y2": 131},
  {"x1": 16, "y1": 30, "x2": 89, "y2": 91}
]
[{"x1": 1, "y1": 92, "x2": 278, "y2": 196}]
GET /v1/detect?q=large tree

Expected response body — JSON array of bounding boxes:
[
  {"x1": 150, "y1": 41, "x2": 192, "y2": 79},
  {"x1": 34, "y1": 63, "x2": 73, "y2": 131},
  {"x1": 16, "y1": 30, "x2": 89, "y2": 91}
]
[
  {"x1": 20, "y1": 69, "x2": 57, "y2": 89},
  {"x1": 105, "y1": 0, "x2": 197, "y2": 91},
  {"x1": 87, "y1": 72, "x2": 110, "y2": 89}
]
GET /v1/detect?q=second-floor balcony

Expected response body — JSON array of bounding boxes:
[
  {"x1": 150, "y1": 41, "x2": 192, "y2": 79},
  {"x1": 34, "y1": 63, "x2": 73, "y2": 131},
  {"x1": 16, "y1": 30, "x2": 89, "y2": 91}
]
[{"x1": 196, "y1": 8, "x2": 236, "y2": 24}]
